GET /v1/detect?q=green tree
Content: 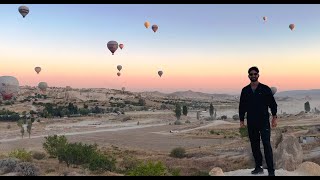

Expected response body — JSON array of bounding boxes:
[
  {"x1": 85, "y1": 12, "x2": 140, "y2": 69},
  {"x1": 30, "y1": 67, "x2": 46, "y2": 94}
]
[
  {"x1": 209, "y1": 103, "x2": 214, "y2": 119},
  {"x1": 209, "y1": 103, "x2": 217, "y2": 120},
  {"x1": 27, "y1": 120, "x2": 33, "y2": 138},
  {"x1": 305, "y1": 101, "x2": 311, "y2": 113},
  {"x1": 182, "y1": 105, "x2": 188, "y2": 116},
  {"x1": 175, "y1": 104, "x2": 182, "y2": 120},
  {"x1": 17, "y1": 119, "x2": 25, "y2": 139}
]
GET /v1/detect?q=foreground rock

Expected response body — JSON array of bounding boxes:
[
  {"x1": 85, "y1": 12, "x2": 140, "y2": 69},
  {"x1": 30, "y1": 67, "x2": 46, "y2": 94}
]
[{"x1": 209, "y1": 167, "x2": 224, "y2": 176}]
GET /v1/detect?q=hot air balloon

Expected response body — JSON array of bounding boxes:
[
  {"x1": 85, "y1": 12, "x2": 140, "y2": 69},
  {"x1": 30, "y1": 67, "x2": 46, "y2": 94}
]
[
  {"x1": 263, "y1": 16, "x2": 267, "y2": 22},
  {"x1": 38, "y1": 82, "x2": 48, "y2": 92},
  {"x1": 122, "y1": 87, "x2": 125, "y2": 91},
  {"x1": 117, "y1": 72, "x2": 121, "y2": 77},
  {"x1": 270, "y1": 87, "x2": 277, "y2": 95},
  {"x1": 144, "y1": 21, "x2": 150, "y2": 29},
  {"x1": 152, "y1": 25, "x2": 158, "y2": 33},
  {"x1": 289, "y1": 24, "x2": 295, "y2": 31},
  {"x1": 117, "y1": 65, "x2": 122, "y2": 71},
  {"x1": 35, "y1": 67, "x2": 41, "y2": 74},
  {"x1": 18, "y1": 5, "x2": 29, "y2": 18},
  {"x1": 0, "y1": 76, "x2": 20, "y2": 100},
  {"x1": 119, "y1": 44, "x2": 124, "y2": 50},
  {"x1": 107, "y1": 41, "x2": 118, "y2": 55},
  {"x1": 158, "y1": 70, "x2": 163, "y2": 77}
]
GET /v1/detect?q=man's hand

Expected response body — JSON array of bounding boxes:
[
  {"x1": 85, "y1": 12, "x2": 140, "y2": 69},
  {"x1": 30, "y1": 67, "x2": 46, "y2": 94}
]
[
  {"x1": 272, "y1": 116, "x2": 277, "y2": 128},
  {"x1": 240, "y1": 121, "x2": 245, "y2": 128}
]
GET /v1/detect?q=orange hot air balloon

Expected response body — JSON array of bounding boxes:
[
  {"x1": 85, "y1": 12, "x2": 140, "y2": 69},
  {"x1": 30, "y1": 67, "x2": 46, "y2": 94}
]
[
  {"x1": 117, "y1": 72, "x2": 121, "y2": 77},
  {"x1": 34, "y1": 67, "x2": 41, "y2": 74},
  {"x1": 158, "y1": 70, "x2": 163, "y2": 77},
  {"x1": 144, "y1": 21, "x2": 150, "y2": 28},
  {"x1": 107, "y1": 41, "x2": 118, "y2": 55},
  {"x1": 119, "y1": 44, "x2": 124, "y2": 50},
  {"x1": 289, "y1": 24, "x2": 295, "y2": 31},
  {"x1": 152, "y1": 25, "x2": 158, "y2": 33}
]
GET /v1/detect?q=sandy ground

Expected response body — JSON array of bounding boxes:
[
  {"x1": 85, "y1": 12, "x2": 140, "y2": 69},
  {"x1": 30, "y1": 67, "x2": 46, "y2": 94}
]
[{"x1": 224, "y1": 168, "x2": 307, "y2": 176}]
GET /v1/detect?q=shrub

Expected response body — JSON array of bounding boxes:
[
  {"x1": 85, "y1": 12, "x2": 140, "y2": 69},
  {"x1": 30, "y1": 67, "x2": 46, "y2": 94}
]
[
  {"x1": 43, "y1": 135, "x2": 68, "y2": 158},
  {"x1": 221, "y1": 115, "x2": 227, "y2": 120},
  {"x1": 56, "y1": 142, "x2": 97, "y2": 167},
  {"x1": 232, "y1": 114, "x2": 240, "y2": 120},
  {"x1": 119, "y1": 156, "x2": 141, "y2": 173},
  {"x1": 127, "y1": 161, "x2": 168, "y2": 176},
  {"x1": 0, "y1": 158, "x2": 19, "y2": 174},
  {"x1": 174, "y1": 120, "x2": 182, "y2": 125},
  {"x1": 88, "y1": 153, "x2": 116, "y2": 172},
  {"x1": 170, "y1": 147, "x2": 186, "y2": 158},
  {"x1": 185, "y1": 120, "x2": 191, "y2": 124},
  {"x1": 122, "y1": 116, "x2": 132, "y2": 122},
  {"x1": 6, "y1": 124, "x2": 11, "y2": 129},
  {"x1": 14, "y1": 162, "x2": 39, "y2": 176},
  {"x1": 168, "y1": 168, "x2": 181, "y2": 176},
  {"x1": 9, "y1": 149, "x2": 32, "y2": 162},
  {"x1": 192, "y1": 170, "x2": 210, "y2": 176},
  {"x1": 32, "y1": 151, "x2": 46, "y2": 160},
  {"x1": 239, "y1": 126, "x2": 248, "y2": 138}
]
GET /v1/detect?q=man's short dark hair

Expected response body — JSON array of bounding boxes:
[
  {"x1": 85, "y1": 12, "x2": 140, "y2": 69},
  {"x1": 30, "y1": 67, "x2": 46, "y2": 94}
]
[{"x1": 248, "y1": 66, "x2": 259, "y2": 74}]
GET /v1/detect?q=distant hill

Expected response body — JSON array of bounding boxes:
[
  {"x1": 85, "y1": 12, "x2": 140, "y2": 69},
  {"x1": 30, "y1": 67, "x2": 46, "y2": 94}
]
[
  {"x1": 141, "y1": 90, "x2": 235, "y2": 100},
  {"x1": 276, "y1": 89, "x2": 320, "y2": 99}
]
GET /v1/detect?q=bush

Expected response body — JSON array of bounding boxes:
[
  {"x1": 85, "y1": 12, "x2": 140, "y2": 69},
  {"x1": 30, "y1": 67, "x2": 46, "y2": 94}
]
[
  {"x1": 43, "y1": 135, "x2": 68, "y2": 158},
  {"x1": 221, "y1": 115, "x2": 227, "y2": 120},
  {"x1": 7, "y1": 124, "x2": 11, "y2": 129},
  {"x1": 9, "y1": 149, "x2": 32, "y2": 162},
  {"x1": 239, "y1": 126, "x2": 248, "y2": 138},
  {"x1": 185, "y1": 120, "x2": 191, "y2": 124},
  {"x1": 127, "y1": 161, "x2": 168, "y2": 176},
  {"x1": 122, "y1": 116, "x2": 132, "y2": 122},
  {"x1": 14, "y1": 162, "x2": 39, "y2": 176},
  {"x1": 170, "y1": 147, "x2": 186, "y2": 158},
  {"x1": 192, "y1": 170, "x2": 210, "y2": 176},
  {"x1": 56, "y1": 142, "x2": 97, "y2": 167},
  {"x1": 32, "y1": 151, "x2": 46, "y2": 160},
  {"x1": 119, "y1": 156, "x2": 141, "y2": 173},
  {"x1": 0, "y1": 158, "x2": 19, "y2": 174},
  {"x1": 232, "y1": 114, "x2": 240, "y2": 120},
  {"x1": 88, "y1": 152, "x2": 116, "y2": 172},
  {"x1": 174, "y1": 120, "x2": 182, "y2": 125}
]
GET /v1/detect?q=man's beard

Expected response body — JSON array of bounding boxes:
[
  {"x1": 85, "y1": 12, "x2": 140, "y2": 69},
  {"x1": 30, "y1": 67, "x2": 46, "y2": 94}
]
[{"x1": 250, "y1": 78, "x2": 258, "y2": 82}]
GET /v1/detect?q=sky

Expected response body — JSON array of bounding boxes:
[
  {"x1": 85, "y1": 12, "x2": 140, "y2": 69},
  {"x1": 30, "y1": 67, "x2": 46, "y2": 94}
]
[{"x1": 1, "y1": 4, "x2": 320, "y2": 94}]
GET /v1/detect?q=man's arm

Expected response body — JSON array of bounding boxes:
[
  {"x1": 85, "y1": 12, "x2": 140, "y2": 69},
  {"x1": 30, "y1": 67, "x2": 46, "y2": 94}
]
[
  {"x1": 267, "y1": 87, "x2": 277, "y2": 117},
  {"x1": 239, "y1": 89, "x2": 246, "y2": 127},
  {"x1": 267, "y1": 86, "x2": 278, "y2": 128}
]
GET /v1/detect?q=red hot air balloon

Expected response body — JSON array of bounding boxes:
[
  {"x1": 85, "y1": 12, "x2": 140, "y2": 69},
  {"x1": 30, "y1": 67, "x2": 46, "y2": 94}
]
[
  {"x1": 119, "y1": 44, "x2": 124, "y2": 50},
  {"x1": 289, "y1": 24, "x2": 295, "y2": 31},
  {"x1": 152, "y1": 25, "x2": 158, "y2": 33}
]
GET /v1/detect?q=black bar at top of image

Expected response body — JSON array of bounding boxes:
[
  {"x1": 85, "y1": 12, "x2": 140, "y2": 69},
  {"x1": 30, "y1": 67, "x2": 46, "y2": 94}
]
[{"x1": 1, "y1": 0, "x2": 317, "y2": 5}]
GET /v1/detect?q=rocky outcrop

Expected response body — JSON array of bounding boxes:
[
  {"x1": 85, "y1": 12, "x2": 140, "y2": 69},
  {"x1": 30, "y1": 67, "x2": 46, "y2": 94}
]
[
  {"x1": 295, "y1": 161, "x2": 320, "y2": 176},
  {"x1": 209, "y1": 167, "x2": 225, "y2": 176},
  {"x1": 273, "y1": 133, "x2": 303, "y2": 171}
]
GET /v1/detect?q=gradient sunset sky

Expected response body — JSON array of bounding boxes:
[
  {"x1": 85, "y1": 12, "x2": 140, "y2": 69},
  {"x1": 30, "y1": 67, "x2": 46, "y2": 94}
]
[{"x1": 1, "y1": 4, "x2": 320, "y2": 94}]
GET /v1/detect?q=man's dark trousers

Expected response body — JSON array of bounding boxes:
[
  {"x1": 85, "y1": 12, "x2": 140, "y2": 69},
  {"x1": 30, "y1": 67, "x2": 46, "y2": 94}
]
[{"x1": 248, "y1": 123, "x2": 275, "y2": 173}]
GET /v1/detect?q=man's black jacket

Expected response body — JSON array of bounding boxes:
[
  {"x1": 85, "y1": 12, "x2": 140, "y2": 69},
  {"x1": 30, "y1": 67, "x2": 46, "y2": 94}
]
[{"x1": 239, "y1": 83, "x2": 277, "y2": 128}]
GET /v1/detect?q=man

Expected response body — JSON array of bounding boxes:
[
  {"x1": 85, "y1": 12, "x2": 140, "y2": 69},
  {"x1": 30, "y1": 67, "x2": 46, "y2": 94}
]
[{"x1": 239, "y1": 66, "x2": 277, "y2": 176}]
